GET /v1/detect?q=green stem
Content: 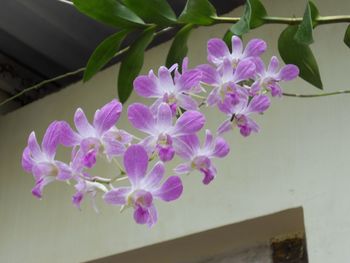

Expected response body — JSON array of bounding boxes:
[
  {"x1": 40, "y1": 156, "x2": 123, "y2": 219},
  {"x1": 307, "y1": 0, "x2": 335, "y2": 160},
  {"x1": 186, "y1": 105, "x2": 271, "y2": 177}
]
[{"x1": 283, "y1": 90, "x2": 350, "y2": 98}]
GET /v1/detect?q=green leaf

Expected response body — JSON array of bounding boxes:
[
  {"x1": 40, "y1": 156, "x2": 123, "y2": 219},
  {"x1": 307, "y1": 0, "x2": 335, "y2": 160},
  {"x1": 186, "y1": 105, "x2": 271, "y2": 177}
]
[
  {"x1": 166, "y1": 24, "x2": 193, "y2": 68},
  {"x1": 84, "y1": 30, "x2": 128, "y2": 82},
  {"x1": 123, "y1": 0, "x2": 177, "y2": 26},
  {"x1": 278, "y1": 25, "x2": 323, "y2": 89},
  {"x1": 118, "y1": 27, "x2": 155, "y2": 103},
  {"x1": 294, "y1": 1, "x2": 319, "y2": 45},
  {"x1": 178, "y1": 0, "x2": 217, "y2": 26},
  {"x1": 73, "y1": 0, "x2": 145, "y2": 29},
  {"x1": 344, "y1": 25, "x2": 350, "y2": 48},
  {"x1": 230, "y1": 0, "x2": 267, "y2": 36},
  {"x1": 223, "y1": 30, "x2": 234, "y2": 49}
]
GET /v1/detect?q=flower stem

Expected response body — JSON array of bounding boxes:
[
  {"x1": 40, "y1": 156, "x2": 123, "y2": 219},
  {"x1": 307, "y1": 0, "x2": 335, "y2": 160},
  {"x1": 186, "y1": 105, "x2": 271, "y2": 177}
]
[
  {"x1": 112, "y1": 158, "x2": 126, "y2": 175},
  {"x1": 282, "y1": 90, "x2": 350, "y2": 98}
]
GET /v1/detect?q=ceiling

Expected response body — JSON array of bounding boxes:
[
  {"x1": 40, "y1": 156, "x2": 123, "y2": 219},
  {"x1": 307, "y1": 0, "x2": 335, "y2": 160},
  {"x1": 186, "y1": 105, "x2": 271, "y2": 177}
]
[{"x1": 0, "y1": 0, "x2": 244, "y2": 113}]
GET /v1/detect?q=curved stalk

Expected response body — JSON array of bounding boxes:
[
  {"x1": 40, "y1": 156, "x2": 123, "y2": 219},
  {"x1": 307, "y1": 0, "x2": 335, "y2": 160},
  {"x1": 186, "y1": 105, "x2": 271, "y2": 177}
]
[{"x1": 283, "y1": 90, "x2": 350, "y2": 98}]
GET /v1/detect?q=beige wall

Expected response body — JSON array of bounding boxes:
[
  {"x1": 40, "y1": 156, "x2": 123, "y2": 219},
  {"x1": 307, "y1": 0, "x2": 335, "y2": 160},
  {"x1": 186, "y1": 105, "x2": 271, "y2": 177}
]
[{"x1": 1, "y1": 0, "x2": 350, "y2": 262}]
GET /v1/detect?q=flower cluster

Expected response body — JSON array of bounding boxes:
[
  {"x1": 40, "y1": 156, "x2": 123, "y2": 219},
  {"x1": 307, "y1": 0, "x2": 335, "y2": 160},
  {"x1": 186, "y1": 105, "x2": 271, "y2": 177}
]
[{"x1": 21, "y1": 36, "x2": 299, "y2": 227}]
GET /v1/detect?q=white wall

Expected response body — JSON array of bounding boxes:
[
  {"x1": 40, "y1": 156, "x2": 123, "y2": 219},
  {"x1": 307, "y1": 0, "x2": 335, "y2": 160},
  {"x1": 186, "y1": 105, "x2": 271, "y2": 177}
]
[{"x1": 1, "y1": 0, "x2": 350, "y2": 262}]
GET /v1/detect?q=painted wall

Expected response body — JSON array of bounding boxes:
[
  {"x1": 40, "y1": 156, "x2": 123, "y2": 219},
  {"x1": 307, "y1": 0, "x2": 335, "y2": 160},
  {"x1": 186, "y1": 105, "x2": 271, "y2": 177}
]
[{"x1": 1, "y1": 0, "x2": 350, "y2": 262}]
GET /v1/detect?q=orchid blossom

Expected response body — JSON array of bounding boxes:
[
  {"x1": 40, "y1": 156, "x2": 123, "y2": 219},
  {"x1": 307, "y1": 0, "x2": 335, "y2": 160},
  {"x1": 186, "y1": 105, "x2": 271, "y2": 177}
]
[
  {"x1": 104, "y1": 145, "x2": 183, "y2": 227},
  {"x1": 21, "y1": 36, "x2": 299, "y2": 227}
]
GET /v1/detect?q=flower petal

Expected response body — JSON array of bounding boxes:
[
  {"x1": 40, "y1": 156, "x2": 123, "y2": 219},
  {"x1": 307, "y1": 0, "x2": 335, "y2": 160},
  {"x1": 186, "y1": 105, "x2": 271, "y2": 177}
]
[
  {"x1": 133, "y1": 206, "x2": 151, "y2": 225},
  {"x1": 124, "y1": 145, "x2": 149, "y2": 186},
  {"x1": 217, "y1": 119, "x2": 233, "y2": 135},
  {"x1": 174, "y1": 163, "x2": 191, "y2": 175},
  {"x1": 173, "y1": 110, "x2": 205, "y2": 136},
  {"x1": 134, "y1": 70, "x2": 163, "y2": 98},
  {"x1": 207, "y1": 38, "x2": 230, "y2": 64},
  {"x1": 247, "y1": 95, "x2": 270, "y2": 113},
  {"x1": 56, "y1": 161, "x2": 72, "y2": 181},
  {"x1": 31, "y1": 176, "x2": 55, "y2": 199},
  {"x1": 59, "y1": 121, "x2": 81, "y2": 147},
  {"x1": 243, "y1": 39, "x2": 267, "y2": 57},
  {"x1": 143, "y1": 162, "x2": 165, "y2": 190},
  {"x1": 103, "y1": 187, "x2": 131, "y2": 205},
  {"x1": 279, "y1": 64, "x2": 299, "y2": 81},
  {"x1": 27, "y1": 132, "x2": 42, "y2": 160},
  {"x1": 93, "y1": 100, "x2": 122, "y2": 135},
  {"x1": 154, "y1": 176, "x2": 183, "y2": 202},
  {"x1": 213, "y1": 137, "x2": 230, "y2": 158},
  {"x1": 232, "y1": 60, "x2": 256, "y2": 83},
  {"x1": 156, "y1": 103, "x2": 173, "y2": 129},
  {"x1": 127, "y1": 103, "x2": 155, "y2": 134},
  {"x1": 204, "y1": 129, "x2": 213, "y2": 149},
  {"x1": 267, "y1": 56, "x2": 279, "y2": 74},
  {"x1": 176, "y1": 69, "x2": 201, "y2": 92},
  {"x1": 22, "y1": 147, "x2": 34, "y2": 173},
  {"x1": 197, "y1": 64, "x2": 219, "y2": 85},
  {"x1": 41, "y1": 121, "x2": 61, "y2": 159},
  {"x1": 231, "y1": 36, "x2": 243, "y2": 58},
  {"x1": 74, "y1": 108, "x2": 95, "y2": 137},
  {"x1": 177, "y1": 94, "x2": 198, "y2": 111}
]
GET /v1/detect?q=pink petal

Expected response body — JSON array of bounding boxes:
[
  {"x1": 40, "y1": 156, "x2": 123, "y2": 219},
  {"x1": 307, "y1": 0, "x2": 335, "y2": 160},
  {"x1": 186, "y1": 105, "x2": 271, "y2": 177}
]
[
  {"x1": 231, "y1": 36, "x2": 243, "y2": 57},
  {"x1": 158, "y1": 66, "x2": 174, "y2": 88},
  {"x1": 173, "y1": 110, "x2": 205, "y2": 136},
  {"x1": 133, "y1": 206, "x2": 151, "y2": 225},
  {"x1": 279, "y1": 64, "x2": 299, "y2": 81},
  {"x1": 27, "y1": 132, "x2": 42, "y2": 160},
  {"x1": 134, "y1": 70, "x2": 163, "y2": 98},
  {"x1": 93, "y1": 100, "x2": 122, "y2": 135},
  {"x1": 59, "y1": 121, "x2": 81, "y2": 147},
  {"x1": 22, "y1": 147, "x2": 34, "y2": 173},
  {"x1": 217, "y1": 120, "x2": 233, "y2": 135},
  {"x1": 41, "y1": 121, "x2": 61, "y2": 159},
  {"x1": 247, "y1": 95, "x2": 270, "y2": 113},
  {"x1": 267, "y1": 56, "x2": 280, "y2": 74},
  {"x1": 156, "y1": 103, "x2": 173, "y2": 129},
  {"x1": 103, "y1": 187, "x2": 131, "y2": 205},
  {"x1": 56, "y1": 161, "x2": 72, "y2": 181},
  {"x1": 174, "y1": 163, "x2": 191, "y2": 175},
  {"x1": 196, "y1": 64, "x2": 219, "y2": 85},
  {"x1": 176, "y1": 69, "x2": 201, "y2": 92},
  {"x1": 124, "y1": 145, "x2": 149, "y2": 186},
  {"x1": 204, "y1": 129, "x2": 213, "y2": 149},
  {"x1": 232, "y1": 60, "x2": 256, "y2": 83},
  {"x1": 243, "y1": 39, "x2": 267, "y2": 57},
  {"x1": 207, "y1": 38, "x2": 230, "y2": 64},
  {"x1": 127, "y1": 103, "x2": 155, "y2": 134},
  {"x1": 154, "y1": 176, "x2": 183, "y2": 202},
  {"x1": 74, "y1": 108, "x2": 95, "y2": 137},
  {"x1": 213, "y1": 137, "x2": 230, "y2": 158},
  {"x1": 143, "y1": 162, "x2": 165, "y2": 189},
  {"x1": 177, "y1": 94, "x2": 198, "y2": 111}
]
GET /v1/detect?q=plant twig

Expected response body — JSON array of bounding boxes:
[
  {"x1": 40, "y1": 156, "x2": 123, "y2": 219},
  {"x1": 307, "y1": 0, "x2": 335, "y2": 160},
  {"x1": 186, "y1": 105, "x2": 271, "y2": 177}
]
[{"x1": 283, "y1": 90, "x2": 350, "y2": 98}]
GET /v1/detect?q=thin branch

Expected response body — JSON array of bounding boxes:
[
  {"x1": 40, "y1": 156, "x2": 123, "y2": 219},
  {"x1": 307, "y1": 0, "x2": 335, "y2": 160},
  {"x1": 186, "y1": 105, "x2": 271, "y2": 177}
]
[
  {"x1": 0, "y1": 28, "x2": 172, "y2": 108},
  {"x1": 283, "y1": 90, "x2": 350, "y2": 98},
  {"x1": 57, "y1": 0, "x2": 74, "y2": 6}
]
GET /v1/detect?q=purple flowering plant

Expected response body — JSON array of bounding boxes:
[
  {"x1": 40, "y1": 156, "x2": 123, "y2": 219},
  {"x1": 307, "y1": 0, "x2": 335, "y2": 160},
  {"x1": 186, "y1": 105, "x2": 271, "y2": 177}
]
[{"x1": 22, "y1": 36, "x2": 299, "y2": 227}]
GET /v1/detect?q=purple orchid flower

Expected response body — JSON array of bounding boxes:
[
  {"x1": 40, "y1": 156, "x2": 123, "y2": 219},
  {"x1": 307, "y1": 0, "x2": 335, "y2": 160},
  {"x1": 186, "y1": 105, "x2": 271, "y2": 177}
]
[
  {"x1": 60, "y1": 99, "x2": 132, "y2": 168},
  {"x1": 104, "y1": 145, "x2": 183, "y2": 227},
  {"x1": 127, "y1": 102, "x2": 205, "y2": 162},
  {"x1": 217, "y1": 91, "x2": 271, "y2": 137},
  {"x1": 22, "y1": 121, "x2": 72, "y2": 199},
  {"x1": 198, "y1": 59, "x2": 256, "y2": 106},
  {"x1": 174, "y1": 130, "x2": 230, "y2": 185},
  {"x1": 252, "y1": 56, "x2": 300, "y2": 97},
  {"x1": 207, "y1": 36, "x2": 266, "y2": 69},
  {"x1": 72, "y1": 178, "x2": 108, "y2": 212},
  {"x1": 134, "y1": 64, "x2": 202, "y2": 114}
]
